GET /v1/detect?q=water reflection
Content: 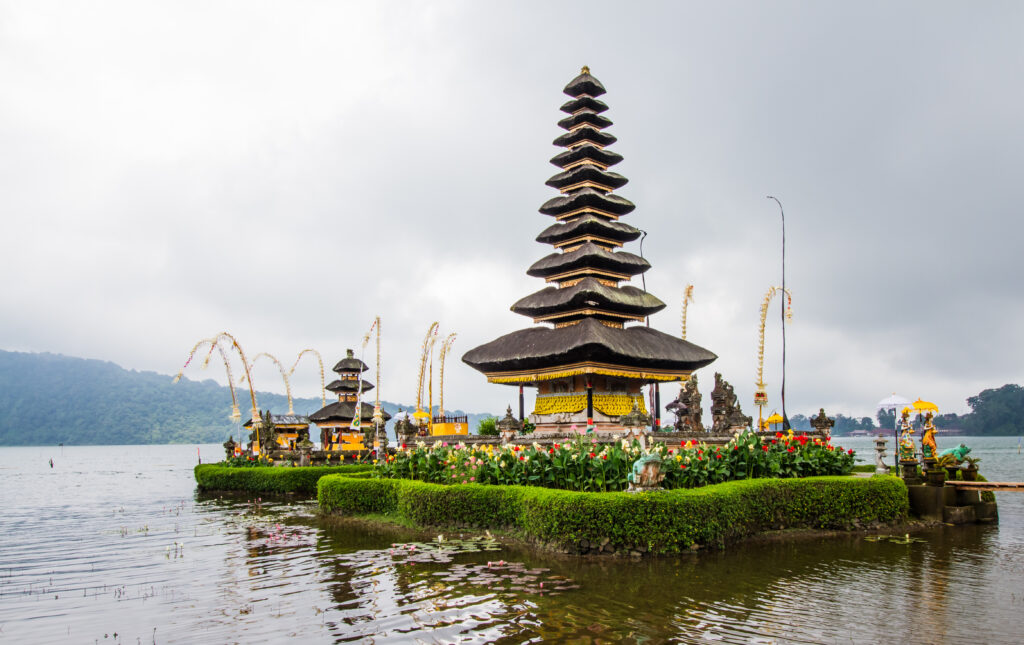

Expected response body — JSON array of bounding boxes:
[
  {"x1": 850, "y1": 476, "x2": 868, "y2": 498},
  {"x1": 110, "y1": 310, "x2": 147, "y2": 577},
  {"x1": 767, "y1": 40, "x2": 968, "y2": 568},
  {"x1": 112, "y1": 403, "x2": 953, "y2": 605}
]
[{"x1": 2, "y1": 443, "x2": 1024, "y2": 643}]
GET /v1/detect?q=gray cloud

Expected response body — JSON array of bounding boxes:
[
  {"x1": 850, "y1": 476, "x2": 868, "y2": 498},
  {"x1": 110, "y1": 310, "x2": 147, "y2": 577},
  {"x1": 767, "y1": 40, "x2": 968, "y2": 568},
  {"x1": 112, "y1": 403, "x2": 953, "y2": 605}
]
[{"x1": 2, "y1": 1, "x2": 1022, "y2": 421}]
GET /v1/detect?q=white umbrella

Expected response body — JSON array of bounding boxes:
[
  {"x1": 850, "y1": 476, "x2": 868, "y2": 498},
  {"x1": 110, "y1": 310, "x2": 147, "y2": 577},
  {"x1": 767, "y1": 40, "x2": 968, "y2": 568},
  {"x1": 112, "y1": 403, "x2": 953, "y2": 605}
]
[{"x1": 877, "y1": 393, "x2": 912, "y2": 411}]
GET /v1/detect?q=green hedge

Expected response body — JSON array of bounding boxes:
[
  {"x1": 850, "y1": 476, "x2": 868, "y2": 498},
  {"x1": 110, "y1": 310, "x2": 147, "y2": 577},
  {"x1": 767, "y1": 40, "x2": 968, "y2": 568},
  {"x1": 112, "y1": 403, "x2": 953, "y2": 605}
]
[
  {"x1": 195, "y1": 464, "x2": 374, "y2": 494},
  {"x1": 318, "y1": 474, "x2": 908, "y2": 553}
]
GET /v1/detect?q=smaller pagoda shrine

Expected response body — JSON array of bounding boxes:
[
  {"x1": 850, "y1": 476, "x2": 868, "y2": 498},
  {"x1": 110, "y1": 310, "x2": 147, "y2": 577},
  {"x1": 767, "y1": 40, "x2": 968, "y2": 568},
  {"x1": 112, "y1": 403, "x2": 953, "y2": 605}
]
[
  {"x1": 242, "y1": 413, "x2": 311, "y2": 450},
  {"x1": 309, "y1": 349, "x2": 391, "y2": 452}
]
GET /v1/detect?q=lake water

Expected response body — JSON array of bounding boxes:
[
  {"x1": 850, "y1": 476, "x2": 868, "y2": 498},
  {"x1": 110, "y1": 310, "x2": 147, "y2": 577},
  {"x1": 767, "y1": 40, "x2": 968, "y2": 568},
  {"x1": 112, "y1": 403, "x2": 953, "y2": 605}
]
[{"x1": 2, "y1": 437, "x2": 1023, "y2": 644}]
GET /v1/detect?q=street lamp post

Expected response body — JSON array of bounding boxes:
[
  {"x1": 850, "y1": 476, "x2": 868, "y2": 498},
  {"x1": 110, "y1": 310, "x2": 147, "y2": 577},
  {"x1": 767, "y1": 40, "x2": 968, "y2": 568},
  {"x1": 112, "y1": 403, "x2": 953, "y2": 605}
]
[{"x1": 767, "y1": 196, "x2": 789, "y2": 430}]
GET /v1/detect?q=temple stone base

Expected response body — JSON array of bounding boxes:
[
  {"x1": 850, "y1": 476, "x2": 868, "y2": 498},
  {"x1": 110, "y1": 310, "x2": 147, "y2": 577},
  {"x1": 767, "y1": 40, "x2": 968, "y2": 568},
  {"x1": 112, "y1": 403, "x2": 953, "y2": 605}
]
[{"x1": 907, "y1": 485, "x2": 956, "y2": 522}]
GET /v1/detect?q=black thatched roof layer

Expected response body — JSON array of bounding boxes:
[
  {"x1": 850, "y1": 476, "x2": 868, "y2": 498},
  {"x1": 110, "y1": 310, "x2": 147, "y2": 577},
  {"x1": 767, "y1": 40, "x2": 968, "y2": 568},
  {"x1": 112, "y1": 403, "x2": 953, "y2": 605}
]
[
  {"x1": 326, "y1": 379, "x2": 374, "y2": 394},
  {"x1": 511, "y1": 278, "x2": 665, "y2": 319},
  {"x1": 527, "y1": 242, "x2": 649, "y2": 279},
  {"x1": 539, "y1": 187, "x2": 635, "y2": 217},
  {"x1": 552, "y1": 126, "x2": 617, "y2": 149},
  {"x1": 563, "y1": 70, "x2": 606, "y2": 98},
  {"x1": 545, "y1": 166, "x2": 628, "y2": 192},
  {"x1": 243, "y1": 414, "x2": 310, "y2": 427},
  {"x1": 536, "y1": 216, "x2": 641, "y2": 246},
  {"x1": 560, "y1": 95, "x2": 609, "y2": 115},
  {"x1": 550, "y1": 144, "x2": 622, "y2": 169},
  {"x1": 332, "y1": 349, "x2": 368, "y2": 374},
  {"x1": 462, "y1": 318, "x2": 717, "y2": 377},
  {"x1": 309, "y1": 401, "x2": 392, "y2": 424},
  {"x1": 557, "y1": 111, "x2": 613, "y2": 131}
]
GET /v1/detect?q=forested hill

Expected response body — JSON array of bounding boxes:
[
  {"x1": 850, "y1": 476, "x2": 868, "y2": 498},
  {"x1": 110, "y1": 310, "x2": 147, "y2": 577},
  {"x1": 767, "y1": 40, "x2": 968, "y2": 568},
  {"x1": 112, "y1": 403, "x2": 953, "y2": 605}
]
[{"x1": 0, "y1": 350, "x2": 494, "y2": 446}]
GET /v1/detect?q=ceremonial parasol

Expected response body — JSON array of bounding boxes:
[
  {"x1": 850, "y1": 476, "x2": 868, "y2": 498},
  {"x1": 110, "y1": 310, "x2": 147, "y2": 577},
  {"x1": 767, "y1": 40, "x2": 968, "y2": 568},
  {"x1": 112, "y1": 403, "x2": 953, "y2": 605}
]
[{"x1": 766, "y1": 412, "x2": 785, "y2": 430}]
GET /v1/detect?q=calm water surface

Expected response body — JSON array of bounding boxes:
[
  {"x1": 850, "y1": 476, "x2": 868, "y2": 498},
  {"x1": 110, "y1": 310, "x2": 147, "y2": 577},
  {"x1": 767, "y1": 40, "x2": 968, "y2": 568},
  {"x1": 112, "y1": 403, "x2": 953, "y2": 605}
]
[{"x1": 2, "y1": 437, "x2": 1024, "y2": 644}]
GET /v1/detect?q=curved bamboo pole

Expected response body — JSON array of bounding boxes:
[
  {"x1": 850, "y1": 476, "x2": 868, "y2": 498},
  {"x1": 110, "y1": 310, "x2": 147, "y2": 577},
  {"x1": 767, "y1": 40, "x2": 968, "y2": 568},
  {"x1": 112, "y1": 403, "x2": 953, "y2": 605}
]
[
  {"x1": 242, "y1": 353, "x2": 293, "y2": 414},
  {"x1": 437, "y1": 333, "x2": 457, "y2": 418},
  {"x1": 415, "y1": 322, "x2": 439, "y2": 419},
  {"x1": 289, "y1": 349, "x2": 326, "y2": 407},
  {"x1": 175, "y1": 337, "x2": 241, "y2": 421},
  {"x1": 214, "y1": 332, "x2": 259, "y2": 424},
  {"x1": 681, "y1": 284, "x2": 695, "y2": 341},
  {"x1": 755, "y1": 287, "x2": 793, "y2": 429}
]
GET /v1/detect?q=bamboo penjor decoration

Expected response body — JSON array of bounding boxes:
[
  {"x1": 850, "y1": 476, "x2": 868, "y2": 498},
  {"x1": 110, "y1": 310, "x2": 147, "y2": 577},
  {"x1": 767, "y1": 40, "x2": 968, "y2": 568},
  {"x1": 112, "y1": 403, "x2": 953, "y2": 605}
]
[
  {"x1": 175, "y1": 337, "x2": 242, "y2": 421},
  {"x1": 415, "y1": 322, "x2": 440, "y2": 427},
  {"x1": 241, "y1": 353, "x2": 294, "y2": 414},
  {"x1": 437, "y1": 333, "x2": 457, "y2": 418},
  {"x1": 681, "y1": 284, "x2": 694, "y2": 341},
  {"x1": 755, "y1": 287, "x2": 793, "y2": 429},
  {"x1": 289, "y1": 349, "x2": 326, "y2": 407}
]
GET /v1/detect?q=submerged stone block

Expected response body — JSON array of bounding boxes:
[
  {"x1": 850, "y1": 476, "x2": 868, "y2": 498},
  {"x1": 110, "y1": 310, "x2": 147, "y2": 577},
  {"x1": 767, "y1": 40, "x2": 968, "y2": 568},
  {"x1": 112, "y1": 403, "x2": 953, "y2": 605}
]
[{"x1": 942, "y1": 505, "x2": 976, "y2": 525}]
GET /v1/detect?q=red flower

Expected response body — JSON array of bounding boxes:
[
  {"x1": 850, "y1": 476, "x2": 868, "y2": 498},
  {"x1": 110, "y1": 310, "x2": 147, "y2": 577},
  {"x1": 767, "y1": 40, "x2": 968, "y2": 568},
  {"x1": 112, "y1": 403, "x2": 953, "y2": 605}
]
[
  {"x1": 401, "y1": 443, "x2": 407, "y2": 449},
  {"x1": 787, "y1": 447, "x2": 794, "y2": 453},
  {"x1": 847, "y1": 448, "x2": 854, "y2": 456},
  {"x1": 589, "y1": 452, "x2": 595, "y2": 458},
  {"x1": 548, "y1": 448, "x2": 554, "y2": 454},
  {"x1": 680, "y1": 464, "x2": 687, "y2": 470},
  {"x1": 797, "y1": 435, "x2": 808, "y2": 446},
  {"x1": 668, "y1": 449, "x2": 675, "y2": 454},
  {"x1": 775, "y1": 431, "x2": 784, "y2": 439},
  {"x1": 733, "y1": 446, "x2": 739, "y2": 451},
  {"x1": 696, "y1": 455, "x2": 702, "y2": 461},
  {"x1": 771, "y1": 439, "x2": 777, "y2": 444},
  {"x1": 601, "y1": 455, "x2": 607, "y2": 460},
  {"x1": 762, "y1": 445, "x2": 770, "y2": 452},
  {"x1": 716, "y1": 453, "x2": 723, "y2": 459},
  {"x1": 697, "y1": 449, "x2": 703, "y2": 455},
  {"x1": 554, "y1": 443, "x2": 560, "y2": 449}
]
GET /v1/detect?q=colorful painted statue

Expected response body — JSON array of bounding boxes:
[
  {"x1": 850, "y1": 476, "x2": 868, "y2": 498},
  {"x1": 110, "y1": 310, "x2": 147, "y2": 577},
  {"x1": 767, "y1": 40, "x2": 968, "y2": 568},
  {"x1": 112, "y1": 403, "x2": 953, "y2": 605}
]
[
  {"x1": 920, "y1": 412, "x2": 938, "y2": 461},
  {"x1": 627, "y1": 453, "x2": 664, "y2": 490},
  {"x1": 938, "y1": 443, "x2": 971, "y2": 463},
  {"x1": 898, "y1": 410, "x2": 916, "y2": 461}
]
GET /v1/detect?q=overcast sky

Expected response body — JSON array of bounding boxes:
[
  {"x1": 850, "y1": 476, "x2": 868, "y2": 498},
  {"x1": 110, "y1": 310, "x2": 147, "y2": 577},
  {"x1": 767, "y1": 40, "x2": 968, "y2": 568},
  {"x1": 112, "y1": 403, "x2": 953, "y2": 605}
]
[{"x1": 2, "y1": 1, "x2": 1023, "y2": 421}]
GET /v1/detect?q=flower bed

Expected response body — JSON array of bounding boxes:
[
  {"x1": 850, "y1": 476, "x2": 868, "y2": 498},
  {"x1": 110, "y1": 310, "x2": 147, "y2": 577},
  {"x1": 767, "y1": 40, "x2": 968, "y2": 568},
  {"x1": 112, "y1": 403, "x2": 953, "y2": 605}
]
[
  {"x1": 194, "y1": 463, "x2": 374, "y2": 494},
  {"x1": 376, "y1": 430, "x2": 854, "y2": 492},
  {"x1": 318, "y1": 474, "x2": 908, "y2": 554}
]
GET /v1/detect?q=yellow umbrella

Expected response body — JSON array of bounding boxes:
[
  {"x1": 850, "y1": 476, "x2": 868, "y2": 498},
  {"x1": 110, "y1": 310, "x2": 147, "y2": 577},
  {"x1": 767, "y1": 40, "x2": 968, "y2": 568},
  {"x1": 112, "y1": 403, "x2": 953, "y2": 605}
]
[
  {"x1": 766, "y1": 412, "x2": 784, "y2": 428},
  {"x1": 910, "y1": 399, "x2": 939, "y2": 414}
]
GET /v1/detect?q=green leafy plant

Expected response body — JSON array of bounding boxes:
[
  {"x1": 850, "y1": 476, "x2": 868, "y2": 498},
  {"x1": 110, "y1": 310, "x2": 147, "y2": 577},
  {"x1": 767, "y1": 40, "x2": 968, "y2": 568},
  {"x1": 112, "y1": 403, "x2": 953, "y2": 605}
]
[
  {"x1": 375, "y1": 431, "x2": 855, "y2": 493},
  {"x1": 477, "y1": 416, "x2": 498, "y2": 436}
]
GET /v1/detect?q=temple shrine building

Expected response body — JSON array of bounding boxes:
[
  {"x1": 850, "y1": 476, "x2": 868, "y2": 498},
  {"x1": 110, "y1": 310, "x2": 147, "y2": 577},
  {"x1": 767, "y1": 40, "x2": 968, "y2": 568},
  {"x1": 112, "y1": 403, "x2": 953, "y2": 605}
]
[
  {"x1": 462, "y1": 67, "x2": 717, "y2": 433},
  {"x1": 309, "y1": 349, "x2": 391, "y2": 451},
  {"x1": 242, "y1": 414, "x2": 311, "y2": 450}
]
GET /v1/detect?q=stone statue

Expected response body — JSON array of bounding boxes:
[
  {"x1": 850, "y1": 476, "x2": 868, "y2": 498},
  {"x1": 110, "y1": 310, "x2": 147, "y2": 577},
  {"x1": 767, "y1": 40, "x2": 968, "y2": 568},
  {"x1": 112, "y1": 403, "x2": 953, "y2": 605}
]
[
  {"x1": 667, "y1": 375, "x2": 704, "y2": 432},
  {"x1": 710, "y1": 373, "x2": 752, "y2": 433},
  {"x1": 938, "y1": 443, "x2": 971, "y2": 463},
  {"x1": 898, "y1": 410, "x2": 916, "y2": 462},
  {"x1": 394, "y1": 408, "x2": 418, "y2": 446},
  {"x1": 627, "y1": 453, "x2": 664, "y2": 492},
  {"x1": 810, "y1": 408, "x2": 835, "y2": 439},
  {"x1": 496, "y1": 406, "x2": 523, "y2": 444},
  {"x1": 920, "y1": 412, "x2": 938, "y2": 461}
]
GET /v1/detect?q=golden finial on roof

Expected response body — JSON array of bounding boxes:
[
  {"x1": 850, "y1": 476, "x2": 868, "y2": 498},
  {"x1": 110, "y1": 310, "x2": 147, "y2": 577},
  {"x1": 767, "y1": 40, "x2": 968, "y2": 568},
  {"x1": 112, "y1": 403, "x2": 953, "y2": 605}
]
[{"x1": 581, "y1": 65, "x2": 590, "y2": 75}]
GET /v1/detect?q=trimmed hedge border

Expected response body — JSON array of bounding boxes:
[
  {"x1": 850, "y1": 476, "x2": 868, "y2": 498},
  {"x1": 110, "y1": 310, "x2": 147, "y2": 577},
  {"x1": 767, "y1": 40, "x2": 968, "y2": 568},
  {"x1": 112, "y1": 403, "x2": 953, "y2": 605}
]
[
  {"x1": 195, "y1": 464, "x2": 374, "y2": 495},
  {"x1": 318, "y1": 475, "x2": 908, "y2": 554}
]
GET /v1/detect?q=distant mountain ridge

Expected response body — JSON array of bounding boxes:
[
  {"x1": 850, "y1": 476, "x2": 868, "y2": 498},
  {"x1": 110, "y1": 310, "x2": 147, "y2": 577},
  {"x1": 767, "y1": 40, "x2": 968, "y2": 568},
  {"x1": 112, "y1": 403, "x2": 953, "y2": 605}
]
[{"x1": 0, "y1": 350, "x2": 497, "y2": 446}]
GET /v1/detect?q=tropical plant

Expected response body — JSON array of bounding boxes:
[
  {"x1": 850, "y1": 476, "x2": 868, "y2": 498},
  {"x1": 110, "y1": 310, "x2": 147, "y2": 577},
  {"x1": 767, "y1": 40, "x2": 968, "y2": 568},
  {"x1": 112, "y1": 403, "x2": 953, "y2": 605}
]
[
  {"x1": 477, "y1": 416, "x2": 498, "y2": 436},
  {"x1": 376, "y1": 430, "x2": 854, "y2": 493}
]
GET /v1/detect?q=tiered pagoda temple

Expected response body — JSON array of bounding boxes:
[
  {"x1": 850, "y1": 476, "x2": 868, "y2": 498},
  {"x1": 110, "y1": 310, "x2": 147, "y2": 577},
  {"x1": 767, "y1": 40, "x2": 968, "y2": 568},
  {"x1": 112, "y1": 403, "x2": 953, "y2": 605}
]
[
  {"x1": 309, "y1": 349, "x2": 391, "y2": 451},
  {"x1": 462, "y1": 67, "x2": 717, "y2": 433}
]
